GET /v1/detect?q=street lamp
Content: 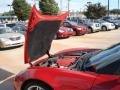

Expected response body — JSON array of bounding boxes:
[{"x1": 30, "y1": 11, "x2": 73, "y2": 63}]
[
  {"x1": 8, "y1": 4, "x2": 12, "y2": 22},
  {"x1": 118, "y1": 0, "x2": 119, "y2": 17},
  {"x1": 68, "y1": 0, "x2": 70, "y2": 17},
  {"x1": 107, "y1": 0, "x2": 109, "y2": 16},
  {"x1": 60, "y1": 0, "x2": 63, "y2": 11}
]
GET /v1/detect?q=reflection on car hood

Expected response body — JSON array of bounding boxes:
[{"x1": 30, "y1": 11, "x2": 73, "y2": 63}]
[
  {"x1": 0, "y1": 33, "x2": 23, "y2": 38},
  {"x1": 24, "y1": 6, "x2": 68, "y2": 64}
]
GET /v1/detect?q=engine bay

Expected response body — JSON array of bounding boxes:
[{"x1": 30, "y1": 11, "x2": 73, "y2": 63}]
[{"x1": 37, "y1": 49, "x2": 100, "y2": 71}]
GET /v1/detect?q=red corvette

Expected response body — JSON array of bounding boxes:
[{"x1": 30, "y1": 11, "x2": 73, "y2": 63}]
[
  {"x1": 55, "y1": 27, "x2": 74, "y2": 39},
  {"x1": 14, "y1": 6, "x2": 120, "y2": 90}
]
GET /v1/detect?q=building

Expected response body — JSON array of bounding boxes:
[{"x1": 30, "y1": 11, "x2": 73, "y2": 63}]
[{"x1": 0, "y1": 16, "x2": 18, "y2": 23}]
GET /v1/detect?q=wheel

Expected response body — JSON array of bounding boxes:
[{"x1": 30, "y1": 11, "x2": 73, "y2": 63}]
[
  {"x1": 23, "y1": 81, "x2": 52, "y2": 90},
  {"x1": 88, "y1": 27, "x2": 93, "y2": 33},
  {"x1": 102, "y1": 26, "x2": 107, "y2": 31},
  {"x1": 73, "y1": 30, "x2": 77, "y2": 36}
]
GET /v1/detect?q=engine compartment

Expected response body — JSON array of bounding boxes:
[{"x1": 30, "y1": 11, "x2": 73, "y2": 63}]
[{"x1": 37, "y1": 49, "x2": 99, "y2": 71}]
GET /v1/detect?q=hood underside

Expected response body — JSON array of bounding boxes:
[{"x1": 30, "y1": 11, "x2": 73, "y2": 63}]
[{"x1": 24, "y1": 6, "x2": 68, "y2": 63}]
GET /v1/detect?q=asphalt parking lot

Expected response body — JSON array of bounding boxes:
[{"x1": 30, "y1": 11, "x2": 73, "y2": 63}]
[{"x1": 0, "y1": 29, "x2": 120, "y2": 90}]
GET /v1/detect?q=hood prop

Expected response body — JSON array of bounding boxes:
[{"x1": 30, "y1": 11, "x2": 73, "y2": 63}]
[{"x1": 47, "y1": 50, "x2": 52, "y2": 58}]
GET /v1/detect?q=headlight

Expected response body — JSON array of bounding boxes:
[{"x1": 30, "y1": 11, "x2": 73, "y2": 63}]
[
  {"x1": 0, "y1": 38, "x2": 9, "y2": 42},
  {"x1": 77, "y1": 28, "x2": 82, "y2": 30},
  {"x1": 59, "y1": 29, "x2": 65, "y2": 33}
]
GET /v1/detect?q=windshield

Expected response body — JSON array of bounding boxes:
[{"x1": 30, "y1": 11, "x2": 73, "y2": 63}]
[
  {"x1": 0, "y1": 27, "x2": 14, "y2": 34},
  {"x1": 69, "y1": 21, "x2": 78, "y2": 25},
  {"x1": 85, "y1": 43, "x2": 120, "y2": 70}
]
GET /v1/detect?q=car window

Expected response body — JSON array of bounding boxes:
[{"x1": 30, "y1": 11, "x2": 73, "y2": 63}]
[
  {"x1": 89, "y1": 44, "x2": 120, "y2": 64},
  {"x1": 0, "y1": 27, "x2": 14, "y2": 34},
  {"x1": 6, "y1": 23, "x2": 16, "y2": 28},
  {"x1": 85, "y1": 48, "x2": 120, "y2": 75},
  {"x1": 63, "y1": 22, "x2": 71, "y2": 27}
]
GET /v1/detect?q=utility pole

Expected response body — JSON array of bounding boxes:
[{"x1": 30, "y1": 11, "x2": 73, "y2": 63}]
[
  {"x1": 68, "y1": 0, "x2": 70, "y2": 17},
  {"x1": 118, "y1": 0, "x2": 119, "y2": 17},
  {"x1": 108, "y1": 0, "x2": 109, "y2": 16},
  {"x1": 60, "y1": 0, "x2": 63, "y2": 11},
  {"x1": 8, "y1": 4, "x2": 12, "y2": 22}
]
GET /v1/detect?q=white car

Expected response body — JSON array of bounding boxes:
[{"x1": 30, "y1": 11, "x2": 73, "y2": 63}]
[
  {"x1": 0, "y1": 23, "x2": 16, "y2": 28},
  {"x1": 0, "y1": 27, "x2": 25, "y2": 48},
  {"x1": 77, "y1": 19, "x2": 101, "y2": 33},
  {"x1": 95, "y1": 19, "x2": 115, "y2": 31}
]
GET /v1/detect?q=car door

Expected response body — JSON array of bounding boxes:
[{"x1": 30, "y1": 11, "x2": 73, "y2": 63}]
[
  {"x1": 92, "y1": 74, "x2": 120, "y2": 90},
  {"x1": 92, "y1": 60, "x2": 120, "y2": 90},
  {"x1": 56, "y1": 70, "x2": 98, "y2": 90}
]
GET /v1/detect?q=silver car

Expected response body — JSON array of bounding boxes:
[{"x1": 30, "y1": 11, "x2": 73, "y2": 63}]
[{"x1": 0, "y1": 27, "x2": 25, "y2": 48}]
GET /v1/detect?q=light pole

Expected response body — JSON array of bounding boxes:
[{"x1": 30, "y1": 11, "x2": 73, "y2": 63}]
[
  {"x1": 60, "y1": 0, "x2": 63, "y2": 11},
  {"x1": 107, "y1": 0, "x2": 109, "y2": 16},
  {"x1": 8, "y1": 4, "x2": 12, "y2": 22},
  {"x1": 118, "y1": 0, "x2": 119, "y2": 17},
  {"x1": 68, "y1": 0, "x2": 70, "y2": 17}
]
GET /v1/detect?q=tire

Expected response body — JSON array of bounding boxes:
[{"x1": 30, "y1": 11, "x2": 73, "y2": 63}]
[
  {"x1": 102, "y1": 26, "x2": 107, "y2": 31},
  {"x1": 23, "y1": 81, "x2": 52, "y2": 90},
  {"x1": 88, "y1": 27, "x2": 93, "y2": 33}
]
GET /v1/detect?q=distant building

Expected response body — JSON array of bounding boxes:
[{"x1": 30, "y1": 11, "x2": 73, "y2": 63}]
[{"x1": 0, "y1": 16, "x2": 18, "y2": 23}]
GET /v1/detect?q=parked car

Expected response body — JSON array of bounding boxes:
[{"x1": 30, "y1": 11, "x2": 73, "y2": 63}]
[
  {"x1": 0, "y1": 23, "x2": 16, "y2": 28},
  {"x1": 14, "y1": 21, "x2": 120, "y2": 89},
  {"x1": 14, "y1": 7, "x2": 120, "y2": 90},
  {"x1": 63, "y1": 21, "x2": 89, "y2": 35},
  {"x1": 95, "y1": 19, "x2": 115, "y2": 31},
  {"x1": 12, "y1": 25, "x2": 26, "y2": 35},
  {"x1": 76, "y1": 19, "x2": 101, "y2": 33},
  {"x1": 102, "y1": 16, "x2": 119, "y2": 29},
  {"x1": 55, "y1": 26, "x2": 74, "y2": 39},
  {"x1": 0, "y1": 27, "x2": 25, "y2": 48}
]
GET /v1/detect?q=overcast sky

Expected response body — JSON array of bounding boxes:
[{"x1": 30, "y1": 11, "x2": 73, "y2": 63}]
[{"x1": 0, "y1": 0, "x2": 119, "y2": 13}]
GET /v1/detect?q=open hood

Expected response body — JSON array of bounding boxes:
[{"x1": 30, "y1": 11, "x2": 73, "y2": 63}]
[{"x1": 24, "y1": 6, "x2": 68, "y2": 64}]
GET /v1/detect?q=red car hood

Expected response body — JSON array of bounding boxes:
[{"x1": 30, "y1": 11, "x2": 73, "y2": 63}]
[{"x1": 24, "y1": 6, "x2": 68, "y2": 64}]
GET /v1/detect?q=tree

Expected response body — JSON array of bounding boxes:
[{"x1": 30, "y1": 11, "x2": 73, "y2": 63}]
[
  {"x1": 39, "y1": 0, "x2": 59, "y2": 15},
  {"x1": 110, "y1": 9, "x2": 120, "y2": 14},
  {"x1": 84, "y1": 3, "x2": 107, "y2": 19},
  {"x1": 12, "y1": 0, "x2": 31, "y2": 21}
]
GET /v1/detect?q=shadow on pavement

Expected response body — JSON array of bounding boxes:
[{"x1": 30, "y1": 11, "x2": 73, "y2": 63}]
[
  {"x1": 0, "y1": 45, "x2": 23, "y2": 51},
  {"x1": 0, "y1": 68, "x2": 14, "y2": 90}
]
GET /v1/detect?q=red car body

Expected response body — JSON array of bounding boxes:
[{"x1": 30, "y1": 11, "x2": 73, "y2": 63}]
[
  {"x1": 56, "y1": 27, "x2": 74, "y2": 39},
  {"x1": 14, "y1": 6, "x2": 120, "y2": 90},
  {"x1": 63, "y1": 21, "x2": 89, "y2": 36}
]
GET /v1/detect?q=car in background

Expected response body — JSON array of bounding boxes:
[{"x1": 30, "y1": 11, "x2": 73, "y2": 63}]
[
  {"x1": 102, "y1": 16, "x2": 119, "y2": 29},
  {"x1": 55, "y1": 26, "x2": 74, "y2": 39},
  {"x1": 62, "y1": 21, "x2": 89, "y2": 35},
  {"x1": 12, "y1": 25, "x2": 26, "y2": 35},
  {"x1": 0, "y1": 27, "x2": 25, "y2": 48},
  {"x1": 95, "y1": 19, "x2": 115, "y2": 31},
  {"x1": 0, "y1": 23, "x2": 16, "y2": 28},
  {"x1": 77, "y1": 19, "x2": 101, "y2": 33}
]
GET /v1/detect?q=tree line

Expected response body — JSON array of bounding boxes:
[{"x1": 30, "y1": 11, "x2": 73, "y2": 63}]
[{"x1": 1, "y1": 0, "x2": 120, "y2": 20}]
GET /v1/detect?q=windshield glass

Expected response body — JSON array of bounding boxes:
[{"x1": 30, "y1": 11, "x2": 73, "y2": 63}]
[
  {"x1": 0, "y1": 27, "x2": 14, "y2": 34},
  {"x1": 85, "y1": 43, "x2": 120, "y2": 69},
  {"x1": 69, "y1": 21, "x2": 78, "y2": 25}
]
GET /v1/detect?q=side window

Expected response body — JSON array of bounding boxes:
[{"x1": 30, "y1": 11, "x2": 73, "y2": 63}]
[{"x1": 63, "y1": 22, "x2": 71, "y2": 27}]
